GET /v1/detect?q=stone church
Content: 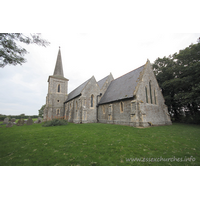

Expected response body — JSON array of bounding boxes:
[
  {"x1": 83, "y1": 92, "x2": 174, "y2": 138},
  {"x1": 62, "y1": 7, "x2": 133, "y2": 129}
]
[{"x1": 44, "y1": 48, "x2": 172, "y2": 127}]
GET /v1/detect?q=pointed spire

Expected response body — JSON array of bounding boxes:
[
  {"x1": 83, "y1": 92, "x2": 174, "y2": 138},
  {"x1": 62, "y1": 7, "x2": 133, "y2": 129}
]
[{"x1": 53, "y1": 47, "x2": 64, "y2": 77}]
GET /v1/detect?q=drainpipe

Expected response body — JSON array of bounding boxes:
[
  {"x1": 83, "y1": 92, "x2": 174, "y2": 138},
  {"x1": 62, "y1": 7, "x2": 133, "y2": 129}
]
[{"x1": 96, "y1": 93, "x2": 102, "y2": 123}]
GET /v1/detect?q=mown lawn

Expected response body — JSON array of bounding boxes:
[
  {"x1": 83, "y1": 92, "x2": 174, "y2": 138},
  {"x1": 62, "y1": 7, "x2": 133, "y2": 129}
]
[{"x1": 0, "y1": 122, "x2": 199, "y2": 166}]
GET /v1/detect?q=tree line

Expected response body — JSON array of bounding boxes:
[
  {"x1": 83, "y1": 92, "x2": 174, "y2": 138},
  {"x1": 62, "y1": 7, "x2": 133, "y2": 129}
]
[
  {"x1": 153, "y1": 38, "x2": 200, "y2": 124},
  {"x1": 0, "y1": 114, "x2": 39, "y2": 121}
]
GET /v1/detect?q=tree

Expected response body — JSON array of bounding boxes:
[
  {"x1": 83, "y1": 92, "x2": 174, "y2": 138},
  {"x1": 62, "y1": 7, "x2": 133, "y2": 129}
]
[
  {"x1": 20, "y1": 113, "x2": 25, "y2": 118},
  {"x1": 153, "y1": 40, "x2": 200, "y2": 123},
  {"x1": 38, "y1": 105, "x2": 46, "y2": 118},
  {"x1": 0, "y1": 33, "x2": 50, "y2": 68},
  {"x1": 153, "y1": 56, "x2": 181, "y2": 120}
]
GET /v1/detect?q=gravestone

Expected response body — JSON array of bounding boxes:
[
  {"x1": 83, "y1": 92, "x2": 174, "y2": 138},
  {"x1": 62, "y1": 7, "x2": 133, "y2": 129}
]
[
  {"x1": 6, "y1": 122, "x2": 13, "y2": 128},
  {"x1": 3, "y1": 117, "x2": 9, "y2": 124},
  {"x1": 26, "y1": 117, "x2": 33, "y2": 125},
  {"x1": 34, "y1": 117, "x2": 42, "y2": 124},
  {"x1": 11, "y1": 118, "x2": 16, "y2": 123},
  {"x1": 16, "y1": 119, "x2": 24, "y2": 126}
]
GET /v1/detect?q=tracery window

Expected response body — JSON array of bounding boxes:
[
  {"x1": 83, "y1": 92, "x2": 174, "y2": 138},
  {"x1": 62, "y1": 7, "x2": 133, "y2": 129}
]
[
  {"x1": 154, "y1": 89, "x2": 157, "y2": 104},
  {"x1": 149, "y1": 81, "x2": 153, "y2": 104},
  {"x1": 145, "y1": 87, "x2": 148, "y2": 103}
]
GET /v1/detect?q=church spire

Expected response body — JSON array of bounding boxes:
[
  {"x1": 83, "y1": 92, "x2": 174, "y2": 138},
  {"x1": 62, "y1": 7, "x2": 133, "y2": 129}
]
[{"x1": 53, "y1": 47, "x2": 64, "y2": 77}]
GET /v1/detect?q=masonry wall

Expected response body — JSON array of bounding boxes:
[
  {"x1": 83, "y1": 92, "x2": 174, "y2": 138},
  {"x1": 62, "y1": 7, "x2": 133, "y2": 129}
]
[
  {"x1": 65, "y1": 76, "x2": 101, "y2": 123},
  {"x1": 98, "y1": 99, "x2": 135, "y2": 126},
  {"x1": 99, "y1": 74, "x2": 114, "y2": 100},
  {"x1": 98, "y1": 63, "x2": 172, "y2": 127},
  {"x1": 135, "y1": 62, "x2": 172, "y2": 126},
  {"x1": 44, "y1": 77, "x2": 68, "y2": 120}
]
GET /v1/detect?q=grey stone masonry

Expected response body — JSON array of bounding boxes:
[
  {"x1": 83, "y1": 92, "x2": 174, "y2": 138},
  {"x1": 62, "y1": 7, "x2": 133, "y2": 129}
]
[
  {"x1": 43, "y1": 47, "x2": 171, "y2": 127},
  {"x1": 16, "y1": 119, "x2": 24, "y2": 126},
  {"x1": 6, "y1": 122, "x2": 13, "y2": 128},
  {"x1": 34, "y1": 117, "x2": 42, "y2": 124},
  {"x1": 98, "y1": 60, "x2": 172, "y2": 127},
  {"x1": 3, "y1": 117, "x2": 9, "y2": 124},
  {"x1": 64, "y1": 76, "x2": 101, "y2": 124},
  {"x1": 26, "y1": 117, "x2": 33, "y2": 125},
  {"x1": 44, "y1": 48, "x2": 69, "y2": 121},
  {"x1": 11, "y1": 118, "x2": 16, "y2": 123}
]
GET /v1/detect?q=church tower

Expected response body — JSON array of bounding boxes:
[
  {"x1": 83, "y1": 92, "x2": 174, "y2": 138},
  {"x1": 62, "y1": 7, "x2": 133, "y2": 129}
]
[{"x1": 44, "y1": 47, "x2": 69, "y2": 120}]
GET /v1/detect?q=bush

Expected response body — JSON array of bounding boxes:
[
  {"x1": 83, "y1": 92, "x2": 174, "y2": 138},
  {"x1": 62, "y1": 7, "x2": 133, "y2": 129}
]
[
  {"x1": 176, "y1": 113, "x2": 200, "y2": 125},
  {"x1": 42, "y1": 119, "x2": 68, "y2": 127}
]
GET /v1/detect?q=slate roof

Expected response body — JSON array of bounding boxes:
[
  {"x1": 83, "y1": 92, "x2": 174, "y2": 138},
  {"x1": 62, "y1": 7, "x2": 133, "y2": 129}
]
[
  {"x1": 97, "y1": 75, "x2": 110, "y2": 89},
  {"x1": 64, "y1": 78, "x2": 91, "y2": 103},
  {"x1": 99, "y1": 65, "x2": 145, "y2": 105}
]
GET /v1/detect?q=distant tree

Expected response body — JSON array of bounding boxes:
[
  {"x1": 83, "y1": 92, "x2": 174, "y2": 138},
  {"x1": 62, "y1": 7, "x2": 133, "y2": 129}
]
[
  {"x1": 39, "y1": 105, "x2": 46, "y2": 118},
  {"x1": 0, "y1": 33, "x2": 50, "y2": 68},
  {"x1": 153, "y1": 40, "x2": 200, "y2": 123},
  {"x1": 20, "y1": 114, "x2": 25, "y2": 118}
]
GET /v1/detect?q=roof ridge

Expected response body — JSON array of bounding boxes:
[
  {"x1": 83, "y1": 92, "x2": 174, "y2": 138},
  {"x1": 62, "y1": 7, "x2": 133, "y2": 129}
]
[
  {"x1": 68, "y1": 77, "x2": 91, "y2": 95},
  {"x1": 99, "y1": 64, "x2": 145, "y2": 105},
  {"x1": 114, "y1": 64, "x2": 145, "y2": 81}
]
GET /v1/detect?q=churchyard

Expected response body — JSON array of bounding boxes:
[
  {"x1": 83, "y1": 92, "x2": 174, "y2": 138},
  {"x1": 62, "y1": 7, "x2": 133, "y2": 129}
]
[{"x1": 0, "y1": 122, "x2": 199, "y2": 166}]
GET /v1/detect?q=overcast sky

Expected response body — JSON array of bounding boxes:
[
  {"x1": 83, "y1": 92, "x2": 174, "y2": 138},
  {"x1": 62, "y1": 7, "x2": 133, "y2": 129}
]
[
  {"x1": 1, "y1": 0, "x2": 199, "y2": 115},
  {"x1": 0, "y1": 33, "x2": 199, "y2": 115}
]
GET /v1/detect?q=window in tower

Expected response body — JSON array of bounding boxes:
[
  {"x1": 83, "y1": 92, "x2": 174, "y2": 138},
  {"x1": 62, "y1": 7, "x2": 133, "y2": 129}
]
[{"x1": 57, "y1": 84, "x2": 60, "y2": 93}]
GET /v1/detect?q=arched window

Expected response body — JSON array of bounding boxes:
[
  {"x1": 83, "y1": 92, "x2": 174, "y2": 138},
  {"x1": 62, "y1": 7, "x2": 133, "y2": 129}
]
[
  {"x1": 154, "y1": 89, "x2": 157, "y2": 104},
  {"x1": 56, "y1": 109, "x2": 60, "y2": 116},
  {"x1": 91, "y1": 95, "x2": 94, "y2": 107},
  {"x1": 76, "y1": 101, "x2": 78, "y2": 111},
  {"x1": 120, "y1": 102, "x2": 124, "y2": 113},
  {"x1": 57, "y1": 84, "x2": 60, "y2": 93},
  {"x1": 149, "y1": 81, "x2": 153, "y2": 104},
  {"x1": 145, "y1": 87, "x2": 148, "y2": 103}
]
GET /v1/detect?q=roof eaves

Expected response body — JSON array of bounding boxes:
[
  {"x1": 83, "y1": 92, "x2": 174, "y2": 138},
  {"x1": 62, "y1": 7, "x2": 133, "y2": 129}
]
[
  {"x1": 98, "y1": 96, "x2": 135, "y2": 105},
  {"x1": 64, "y1": 93, "x2": 82, "y2": 104},
  {"x1": 48, "y1": 75, "x2": 69, "y2": 82}
]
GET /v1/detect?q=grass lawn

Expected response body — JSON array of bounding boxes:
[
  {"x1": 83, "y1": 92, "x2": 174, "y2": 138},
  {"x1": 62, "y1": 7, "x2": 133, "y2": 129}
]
[{"x1": 0, "y1": 122, "x2": 199, "y2": 166}]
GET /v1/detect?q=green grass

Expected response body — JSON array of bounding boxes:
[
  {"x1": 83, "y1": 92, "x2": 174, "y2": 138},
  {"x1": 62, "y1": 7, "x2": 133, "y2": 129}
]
[{"x1": 0, "y1": 122, "x2": 199, "y2": 166}]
